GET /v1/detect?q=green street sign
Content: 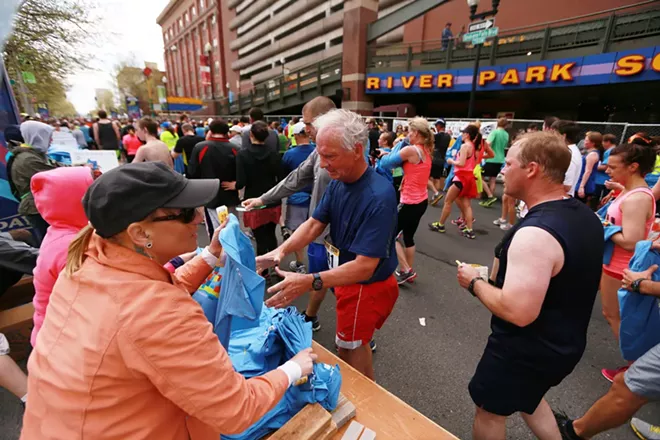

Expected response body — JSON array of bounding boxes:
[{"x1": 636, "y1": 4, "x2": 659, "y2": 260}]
[
  {"x1": 463, "y1": 27, "x2": 499, "y2": 45},
  {"x1": 22, "y1": 71, "x2": 36, "y2": 84}
]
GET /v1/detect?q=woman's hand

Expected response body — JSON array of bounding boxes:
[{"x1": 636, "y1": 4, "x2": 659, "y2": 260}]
[
  {"x1": 605, "y1": 180, "x2": 624, "y2": 192},
  {"x1": 622, "y1": 265, "x2": 658, "y2": 290},
  {"x1": 578, "y1": 187, "x2": 585, "y2": 199},
  {"x1": 289, "y1": 348, "x2": 318, "y2": 377},
  {"x1": 447, "y1": 158, "x2": 454, "y2": 166},
  {"x1": 208, "y1": 219, "x2": 228, "y2": 257}
]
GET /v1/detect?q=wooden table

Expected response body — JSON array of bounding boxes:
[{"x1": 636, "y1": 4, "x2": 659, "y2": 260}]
[{"x1": 313, "y1": 341, "x2": 459, "y2": 440}]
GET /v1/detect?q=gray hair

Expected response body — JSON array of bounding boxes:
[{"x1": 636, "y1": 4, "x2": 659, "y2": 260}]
[{"x1": 313, "y1": 109, "x2": 368, "y2": 151}]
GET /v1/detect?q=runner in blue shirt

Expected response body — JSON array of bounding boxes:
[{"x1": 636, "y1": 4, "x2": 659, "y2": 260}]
[
  {"x1": 257, "y1": 109, "x2": 399, "y2": 380},
  {"x1": 281, "y1": 122, "x2": 315, "y2": 273}
]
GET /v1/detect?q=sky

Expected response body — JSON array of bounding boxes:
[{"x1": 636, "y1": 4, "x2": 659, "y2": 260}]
[{"x1": 66, "y1": 0, "x2": 171, "y2": 114}]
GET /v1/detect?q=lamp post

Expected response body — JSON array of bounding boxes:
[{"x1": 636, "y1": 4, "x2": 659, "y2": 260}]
[
  {"x1": 204, "y1": 42, "x2": 215, "y2": 101},
  {"x1": 466, "y1": 0, "x2": 500, "y2": 118}
]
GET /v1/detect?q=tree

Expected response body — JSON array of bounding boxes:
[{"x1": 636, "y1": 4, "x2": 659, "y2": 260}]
[
  {"x1": 2, "y1": 0, "x2": 97, "y2": 114},
  {"x1": 115, "y1": 60, "x2": 166, "y2": 116}
]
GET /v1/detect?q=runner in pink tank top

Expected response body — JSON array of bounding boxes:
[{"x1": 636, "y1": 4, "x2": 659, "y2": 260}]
[
  {"x1": 394, "y1": 118, "x2": 434, "y2": 284},
  {"x1": 599, "y1": 142, "x2": 657, "y2": 381},
  {"x1": 430, "y1": 124, "x2": 482, "y2": 240}
]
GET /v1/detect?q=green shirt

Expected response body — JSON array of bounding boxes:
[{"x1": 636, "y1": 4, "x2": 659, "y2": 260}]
[{"x1": 486, "y1": 128, "x2": 509, "y2": 164}]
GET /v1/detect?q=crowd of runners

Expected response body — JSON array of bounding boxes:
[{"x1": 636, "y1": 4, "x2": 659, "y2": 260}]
[{"x1": 2, "y1": 98, "x2": 660, "y2": 440}]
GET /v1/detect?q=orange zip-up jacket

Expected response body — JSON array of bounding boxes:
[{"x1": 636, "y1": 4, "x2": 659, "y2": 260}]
[{"x1": 21, "y1": 234, "x2": 288, "y2": 440}]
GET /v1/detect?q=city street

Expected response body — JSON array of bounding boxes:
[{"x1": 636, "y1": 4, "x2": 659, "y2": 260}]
[{"x1": 2, "y1": 197, "x2": 659, "y2": 439}]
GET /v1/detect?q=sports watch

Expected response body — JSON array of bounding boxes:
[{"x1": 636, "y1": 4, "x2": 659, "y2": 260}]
[
  {"x1": 312, "y1": 273, "x2": 324, "y2": 291},
  {"x1": 631, "y1": 278, "x2": 646, "y2": 293},
  {"x1": 468, "y1": 277, "x2": 485, "y2": 297}
]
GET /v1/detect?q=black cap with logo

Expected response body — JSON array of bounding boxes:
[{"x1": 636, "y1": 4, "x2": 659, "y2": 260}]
[{"x1": 83, "y1": 162, "x2": 219, "y2": 238}]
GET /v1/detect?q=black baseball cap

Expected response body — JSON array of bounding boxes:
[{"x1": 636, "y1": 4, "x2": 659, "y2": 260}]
[{"x1": 83, "y1": 162, "x2": 219, "y2": 238}]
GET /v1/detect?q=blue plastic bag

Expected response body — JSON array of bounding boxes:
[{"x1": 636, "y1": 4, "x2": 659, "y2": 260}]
[{"x1": 618, "y1": 240, "x2": 660, "y2": 361}]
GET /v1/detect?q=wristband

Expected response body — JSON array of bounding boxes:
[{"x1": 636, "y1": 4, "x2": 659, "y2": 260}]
[
  {"x1": 201, "y1": 247, "x2": 219, "y2": 268},
  {"x1": 277, "y1": 360, "x2": 302, "y2": 386}
]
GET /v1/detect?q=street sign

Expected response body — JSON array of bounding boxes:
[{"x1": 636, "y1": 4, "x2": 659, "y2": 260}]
[
  {"x1": 142, "y1": 67, "x2": 153, "y2": 78},
  {"x1": 468, "y1": 19, "x2": 495, "y2": 33},
  {"x1": 463, "y1": 27, "x2": 499, "y2": 45}
]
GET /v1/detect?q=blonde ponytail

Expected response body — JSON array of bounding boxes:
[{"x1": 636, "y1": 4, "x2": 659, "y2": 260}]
[
  {"x1": 408, "y1": 117, "x2": 434, "y2": 155},
  {"x1": 65, "y1": 224, "x2": 94, "y2": 276}
]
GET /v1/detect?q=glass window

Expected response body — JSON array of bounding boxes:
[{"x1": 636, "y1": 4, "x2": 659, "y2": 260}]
[
  {"x1": 211, "y1": 14, "x2": 216, "y2": 25},
  {"x1": 213, "y1": 38, "x2": 218, "y2": 47},
  {"x1": 179, "y1": 18, "x2": 183, "y2": 28},
  {"x1": 192, "y1": 6, "x2": 197, "y2": 16},
  {"x1": 200, "y1": 0, "x2": 205, "y2": 9},
  {"x1": 185, "y1": 13, "x2": 189, "y2": 23}
]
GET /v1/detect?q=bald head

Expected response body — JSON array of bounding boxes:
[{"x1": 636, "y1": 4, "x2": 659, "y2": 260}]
[
  {"x1": 302, "y1": 96, "x2": 336, "y2": 141},
  {"x1": 302, "y1": 97, "x2": 336, "y2": 122}
]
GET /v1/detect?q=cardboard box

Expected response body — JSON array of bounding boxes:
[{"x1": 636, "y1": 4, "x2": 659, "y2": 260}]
[{"x1": 0, "y1": 302, "x2": 34, "y2": 361}]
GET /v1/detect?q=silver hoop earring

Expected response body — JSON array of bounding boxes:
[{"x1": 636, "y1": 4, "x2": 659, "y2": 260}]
[{"x1": 146, "y1": 242, "x2": 153, "y2": 249}]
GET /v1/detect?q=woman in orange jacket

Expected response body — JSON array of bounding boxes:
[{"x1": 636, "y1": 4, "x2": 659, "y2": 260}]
[{"x1": 21, "y1": 162, "x2": 316, "y2": 440}]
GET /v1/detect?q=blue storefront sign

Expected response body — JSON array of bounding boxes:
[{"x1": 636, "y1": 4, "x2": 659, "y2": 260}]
[{"x1": 366, "y1": 46, "x2": 660, "y2": 94}]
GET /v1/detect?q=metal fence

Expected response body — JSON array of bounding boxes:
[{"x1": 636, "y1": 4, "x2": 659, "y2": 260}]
[{"x1": 179, "y1": 114, "x2": 660, "y2": 143}]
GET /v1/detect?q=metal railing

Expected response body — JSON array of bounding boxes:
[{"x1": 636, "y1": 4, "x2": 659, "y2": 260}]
[
  {"x1": 215, "y1": 56, "x2": 343, "y2": 114},
  {"x1": 367, "y1": 7, "x2": 660, "y2": 71}
]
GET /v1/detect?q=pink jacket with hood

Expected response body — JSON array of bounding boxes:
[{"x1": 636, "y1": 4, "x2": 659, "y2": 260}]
[{"x1": 30, "y1": 166, "x2": 93, "y2": 346}]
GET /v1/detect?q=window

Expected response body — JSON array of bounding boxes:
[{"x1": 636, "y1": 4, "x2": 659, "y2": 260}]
[
  {"x1": 213, "y1": 38, "x2": 218, "y2": 47},
  {"x1": 185, "y1": 12, "x2": 189, "y2": 23},
  {"x1": 211, "y1": 14, "x2": 216, "y2": 25},
  {"x1": 201, "y1": 21, "x2": 206, "y2": 30},
  {"x1": 200, "y1": 0, "x2": 205, "y2": 9},
  {"x1": 179, "y1": 18, "x2": 183, "y2": 28},
  {"x1": 169, "y1": 28, "x2": 173, "y2": 38},
  {"x1": 192, "y1": 6, "x2": 197, "y2": 16},
  {"x1": 215, "y1": 61, "x2": 220, "y2": 69},
  {"x1": 165, "y1": 33, "x2": 169, "y2": 42}
]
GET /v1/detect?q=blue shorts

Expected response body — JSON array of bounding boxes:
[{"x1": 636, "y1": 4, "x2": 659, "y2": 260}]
[{"x1": 307, "y1": 242, "x2": 329, "y2": 274}]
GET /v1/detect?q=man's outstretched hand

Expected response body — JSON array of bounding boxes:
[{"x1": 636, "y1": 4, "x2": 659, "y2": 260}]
[
  {"x1": 242, "y1": 198, "x2": 264, "y2": 210},
  {"x1": 265, "y1": 267, "x2": 312, "y2": 308},
  {"x1": 255, "y1": 248, "x2": 285, "y2": 273}
]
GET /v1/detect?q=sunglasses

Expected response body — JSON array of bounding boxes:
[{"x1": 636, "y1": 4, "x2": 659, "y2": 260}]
[{"x1": 152, "y1": 208, "x2": 197, "y2": 224}]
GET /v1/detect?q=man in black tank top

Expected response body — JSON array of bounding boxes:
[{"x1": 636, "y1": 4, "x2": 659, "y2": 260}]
[{"x1": 456, "y1": 132, "x2": 604, "y2": 440}]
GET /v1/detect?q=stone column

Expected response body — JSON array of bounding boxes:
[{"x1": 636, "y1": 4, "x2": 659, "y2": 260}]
[{"x1": 341, "y1": 0, "x2": 378, "y2": 115}]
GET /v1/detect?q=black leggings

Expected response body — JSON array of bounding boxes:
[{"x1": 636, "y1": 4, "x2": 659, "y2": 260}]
[
  {"x1": 397, "y1": 200, "x2": 428, "y2": 248},
  {"x1": 252, "y1": 222, "x2": 278, "y2": 256}
]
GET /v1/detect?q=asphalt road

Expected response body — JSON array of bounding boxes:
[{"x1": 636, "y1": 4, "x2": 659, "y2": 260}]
[{"x1": 2, "y1": 195, "x2": 659, "y2": 439}]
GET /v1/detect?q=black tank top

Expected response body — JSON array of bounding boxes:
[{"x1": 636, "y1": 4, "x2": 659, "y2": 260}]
[
  {"x1": 97, "y1": 122, "x2": 118, "y2": 150},
  {"x1": 491, "y1": 198, "x2": 604, "y2": 370}
]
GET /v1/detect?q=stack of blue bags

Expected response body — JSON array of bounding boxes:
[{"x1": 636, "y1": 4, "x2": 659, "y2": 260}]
[{"x1": 192, "y1": 214, "x2": 342, "y2": 440}]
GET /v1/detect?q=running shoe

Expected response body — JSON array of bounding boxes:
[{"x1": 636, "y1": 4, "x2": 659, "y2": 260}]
[
  {"x1": 451, "y1": 217, "x2": 466, "y2": 227},
  {"x1": 302, "y1": 311, "x2": 321, "y2": 332},
  {"x1": 479, "y1": 197, "x2": 498, "y2": 207},
  {"x1": 601, "y1": 365, "x2": 629, "y2": 383},
  {"x1": 462, "y1": 228, "x2": 476, "y2": 239},
  {"x1": 281, "y1": 226, "x2": 292, "y2": 241},
  {"x1": 500, "y1": 223, "x2": 513, "y2": 231},
  {"x1": 369, "y1": 339, "x2": 377, "y2": 352},
  {"x1": 493, "y1": 218, "x2": 506, "y2": 226},
  {"x1": 397, "y1": 269, "x2": 418, "y2": 285},
  {"x1": 289, "y1": 261, "x2": 307, "y2": 274},
  {"x1": 430, "y1": 192, "x2": 444, "y2": 206},
  {"x1": 429, "y1": 222, "x2": 446, "y2": 233},
  {"x1": 631, "y1": 418, "x2": 660, "y2": 440}
]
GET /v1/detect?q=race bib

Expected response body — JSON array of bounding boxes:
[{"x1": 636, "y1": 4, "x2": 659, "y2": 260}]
[{"x1": 324, "y1": 237, "x2": 340, "y2": 269}]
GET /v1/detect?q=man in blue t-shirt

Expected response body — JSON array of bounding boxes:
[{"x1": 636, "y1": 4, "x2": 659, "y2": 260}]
[
  {"x1": 281, "y1": 122, "x2": 315, "y2": 272},
  {"x1": 257, "y1": 109, "x2": 399, "y2": 380}
]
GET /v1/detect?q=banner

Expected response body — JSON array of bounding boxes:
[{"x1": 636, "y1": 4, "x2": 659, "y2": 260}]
[
  {"x1": 200, "y1": 55, "x2": 211, "y2": 86},
  {"x1": 70, "y1": 150, "x2": 119, "y2": 173}
]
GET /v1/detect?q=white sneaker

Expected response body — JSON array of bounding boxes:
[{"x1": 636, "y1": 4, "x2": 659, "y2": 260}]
[
  {"x1": 500, "y1": 223, "x2": 513, "y2": 231},
  {"x1": 493, "y1": 218, "x2": 506, "y2": 226}
]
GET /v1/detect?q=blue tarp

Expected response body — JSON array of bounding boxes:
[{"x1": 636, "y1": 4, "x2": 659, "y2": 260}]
[{"x1": 191, "y1": 215, "x2": 342, "y2": 440}]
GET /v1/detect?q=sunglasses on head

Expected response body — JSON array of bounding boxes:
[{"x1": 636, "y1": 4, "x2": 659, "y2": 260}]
[{"x1": 152, "y1": 208, "x2": 197, "y2": 224}]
